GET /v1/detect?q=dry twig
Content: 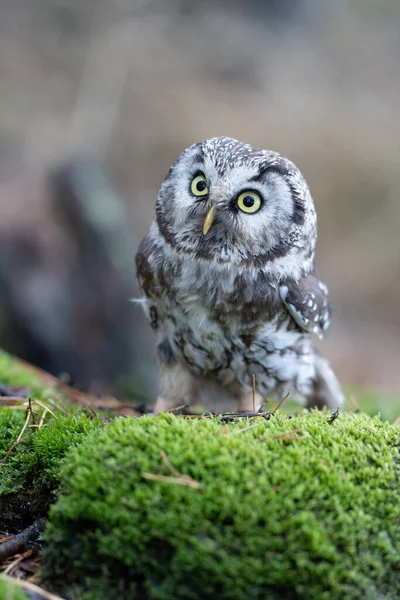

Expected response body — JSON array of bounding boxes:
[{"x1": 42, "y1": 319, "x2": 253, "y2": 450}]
[
  {"x1": 1, "y1": 409, "x2": 31, "y2": 465},
  {"x1": 166, "y1": 404, "x2": 188, "y2": 413},
  {"x1": 348, "y1": 394, "x2": 360, "y2": 412},
  {"x1": 272, "y1": 392, "x2": 290, "y2": 414},
  {"x1": 1, "y1": 397, "x2": 58, "y2": 464},
  {"x1": 231, "y1": 422, "x2": 263, "y2": 435},
  {"x1": 85, "y1": 404, "x2": 98, "y2": 419},
  {"x1": 252, "y1": 374, "x2": 256, "y2": 413},
  {"x1": 29, "y1": 399, "x2": 58, "y2": 420},
  {"x1": 141, "y1": 473, "x2": 202, "y2": 489},
  {"x1": 38, "y1": 407, "x2": 50, "y2": 429},
  {"x1": 3, "y1": 549, "x2": 33, "y2": 576},
  {"x1": 142, "y1": 449, "x2": 203, "y2": 489},
  {"x1": 160, "y1": 450, "x2": 180, "y2": 477},
  {"x1": 43, "y1": 395, "x2": 70, "y2": 415}
]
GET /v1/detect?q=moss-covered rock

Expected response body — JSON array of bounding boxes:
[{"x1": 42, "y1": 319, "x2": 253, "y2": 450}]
[
  {"x1": 42, "y1": 411, "x2": 400, "y2": 600},
  {"x1": 0, "y1": 576, "x2": 29, "y2": 599}
]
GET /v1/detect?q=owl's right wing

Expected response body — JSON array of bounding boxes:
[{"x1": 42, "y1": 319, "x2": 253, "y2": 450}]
[
  {"x1": 135, "y1": 233, "x2": 161, "y2": 299},
  {"x1": 279, "y1": 270, "x2": 331, "y2": 339},
  {"x1": 134, "y1": 233, "x2": 164, "y2": 329}
]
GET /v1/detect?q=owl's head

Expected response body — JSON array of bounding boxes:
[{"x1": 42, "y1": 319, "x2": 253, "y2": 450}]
[{"x1": 156, "y1": 137, "x2": 317, "y2": 278}]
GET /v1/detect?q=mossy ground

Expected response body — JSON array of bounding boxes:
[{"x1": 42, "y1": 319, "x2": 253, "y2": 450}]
[
  {"x1": 0, "y1": 410, "x2": 100, "y2": 496},
  {"x1": 0, "y1": 409, "x2": 100, "y2": 531},
  {"x1": 0, "y1": 349, "x2": 101, "y2": 530},
  {"x1": 42, "y1": 411, "x2": 400, "y2": 600},
  {"x1": 1, "y1": 348, "x2": 400, "y2": 599}
]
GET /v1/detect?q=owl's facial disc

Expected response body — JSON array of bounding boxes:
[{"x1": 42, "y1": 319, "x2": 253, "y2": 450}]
[{"x1": 156, "y1": 137, "x2": 316, "y2": 269}]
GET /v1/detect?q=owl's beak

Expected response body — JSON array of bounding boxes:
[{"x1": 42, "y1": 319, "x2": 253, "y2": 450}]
[{"x1": 203, "y1": 206, "x2": 215, "y2": 235}]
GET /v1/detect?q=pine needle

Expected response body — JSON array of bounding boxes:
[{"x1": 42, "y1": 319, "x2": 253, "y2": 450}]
[
  {"x1": 272, "y1": 392, "x2": 290, "y2": 414},
  {"x1": 141, "y1": 472, "x2": 202, "y2": 489}
]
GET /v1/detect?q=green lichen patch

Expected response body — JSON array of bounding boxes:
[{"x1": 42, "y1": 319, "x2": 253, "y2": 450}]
[{"x1": 42, "y1": 411, "x2": 400, "y2": 600}]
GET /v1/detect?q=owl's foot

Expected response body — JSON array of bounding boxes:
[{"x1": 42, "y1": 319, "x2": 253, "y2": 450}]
[
  {"x1": 235, "y1": 389, "x2": 264, "y2": 413},
  {"x1": 156, "y1": 352, "x2": 200, "y2": 413},
  {"x1": 306, "y1": 356, "x2": 345, "y2": 411},
  {"x1": 153, "y1": 395, "x2": 185, "y2": 415}
]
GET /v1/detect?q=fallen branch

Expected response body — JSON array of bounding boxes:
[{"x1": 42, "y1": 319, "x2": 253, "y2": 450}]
[
  {"x1": 0, "y1": 536, "x2": 13, "y2": 544},
  {"x1": 0, "y1": 518, "x2": 46, "y2": 563}
]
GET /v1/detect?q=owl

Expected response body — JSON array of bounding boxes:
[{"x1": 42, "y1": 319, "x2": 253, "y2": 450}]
[{"x1": 136, "y1": 137, "x2": 344, "y2": 413}]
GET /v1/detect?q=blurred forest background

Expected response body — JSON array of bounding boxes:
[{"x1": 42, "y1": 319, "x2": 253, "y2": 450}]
[{"x1": 0, "y1": 0, "x2": 399, "y2": 408}]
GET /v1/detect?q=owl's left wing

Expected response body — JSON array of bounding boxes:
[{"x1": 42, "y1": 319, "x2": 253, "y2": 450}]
[{"x1": 279, "y1": 271, "x2": 331, "y2": 339}]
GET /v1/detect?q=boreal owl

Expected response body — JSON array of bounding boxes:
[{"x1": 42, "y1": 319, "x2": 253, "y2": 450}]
[{"x1": 135, "y1": 137, "x2": 344, "y2": 413}]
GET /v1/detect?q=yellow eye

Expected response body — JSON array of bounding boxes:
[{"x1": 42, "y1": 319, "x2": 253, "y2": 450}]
[
  {"x1": 191, "y1": 174, "x2": 209, "y2": 197},
  {"x1": 237, "y1": 191, "x2": 262, "y2": 214}
]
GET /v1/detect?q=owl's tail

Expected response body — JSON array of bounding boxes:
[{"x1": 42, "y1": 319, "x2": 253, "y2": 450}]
[{"x1": 307, "y1": 356, "x2": 345, "y2": 411}]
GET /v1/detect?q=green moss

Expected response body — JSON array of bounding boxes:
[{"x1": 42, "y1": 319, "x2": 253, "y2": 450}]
[
  {"x1": 272, "y1": 386, "x2": 400, "y2": 424},
  {"x1": 0, "y1": 406, "x2": 101, "y2": 532},
  {"x1": 0, "y1": 576, "x2": 29, "y2": 599},
  {"x1": 0, "y1": 349, "x2": 43, "y2": 388},
  {"x1": 0, "y1": 411, "x2": 101, "y2": 495},
  {"x1": 0, "y1": 348, "x2": 101, "y2": 527},
  {"x1": 42, "y1": 411, "x2": 400, "y2": 600}
]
